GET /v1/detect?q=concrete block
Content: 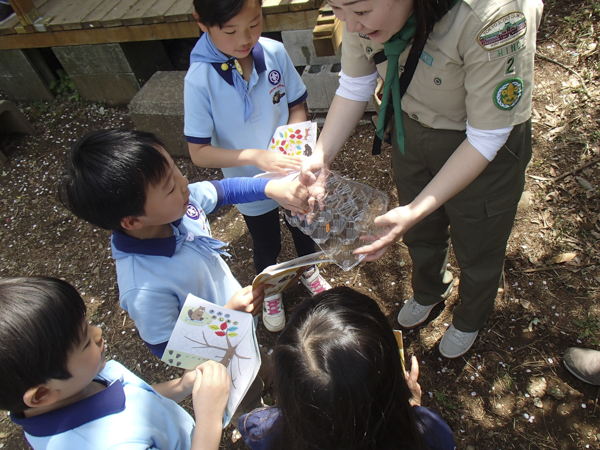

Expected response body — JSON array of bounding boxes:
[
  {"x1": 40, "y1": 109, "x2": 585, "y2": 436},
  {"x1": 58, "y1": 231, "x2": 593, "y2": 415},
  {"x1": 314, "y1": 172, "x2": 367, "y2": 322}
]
[
  {"x1": 0, "y1": 49, "x2": 54, "y2": 101},
  {"x1": 282, "y1": 29, "x2": 341, "y2": 66},
  {"x1": 0, "y1": 100, "x2": 35, "y2": 135},
  {"x1": 129, "y1": 71, "x2": 188, "y2": 158},
  {"x1": 53, "y1": 42, "x2": 173, "y2": 106},
  {"x1": 302, "y1": 63, "x2": 376, "y2": 113},
  {"x1": 302, "y1": 63, "x2": 341, "y2": 112}
]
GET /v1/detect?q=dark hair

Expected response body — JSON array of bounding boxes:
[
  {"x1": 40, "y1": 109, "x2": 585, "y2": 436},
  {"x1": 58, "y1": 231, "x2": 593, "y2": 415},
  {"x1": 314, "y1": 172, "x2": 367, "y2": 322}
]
[
  {"x1": 268, "y1": 287, "x2": 425, "y2": 450},
  {"x1": 413, "y1": 0, "x2": 456, "y2": 50},
  {"x1": 193, "y1": 0, "x2": 260, "y2": 28},
  {"x1": 59, "y1": 129, "x2": 169, "y2": 231},
  {"x1": 0, "y1": 277, "x2": 87, "y2": 412}
]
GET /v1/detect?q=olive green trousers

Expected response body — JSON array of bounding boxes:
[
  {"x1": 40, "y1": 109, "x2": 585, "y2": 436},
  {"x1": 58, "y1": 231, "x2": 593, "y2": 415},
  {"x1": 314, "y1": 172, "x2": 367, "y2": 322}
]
[{"x1": 391, "y1": 113, "x2": 532, "y2": 332}]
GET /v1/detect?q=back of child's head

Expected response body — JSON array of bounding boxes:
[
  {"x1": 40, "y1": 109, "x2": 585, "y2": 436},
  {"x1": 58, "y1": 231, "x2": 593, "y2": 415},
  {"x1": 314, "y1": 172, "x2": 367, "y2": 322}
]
[
  {"x1": 0, "y1": 277, "x2": 87, "y2": 412},
  {"x1": 193, "y1": 0, "x2": 259, "y2": 27},
  {"x1": 271, "y1": 287, "x2": 424, "y2": 450},
  {"x1": 59, "y1": 129, "x2": 169, "y2": 231}
]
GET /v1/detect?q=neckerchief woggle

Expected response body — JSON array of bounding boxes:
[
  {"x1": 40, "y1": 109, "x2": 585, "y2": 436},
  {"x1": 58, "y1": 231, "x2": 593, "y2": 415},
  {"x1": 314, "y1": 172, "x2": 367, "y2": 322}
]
[
  {"x1": 190, "y1": 33, "x2": 254, "y2": 122},
  {"x1": 377, "y1": 0, "x2": 460, "y2": 154}
]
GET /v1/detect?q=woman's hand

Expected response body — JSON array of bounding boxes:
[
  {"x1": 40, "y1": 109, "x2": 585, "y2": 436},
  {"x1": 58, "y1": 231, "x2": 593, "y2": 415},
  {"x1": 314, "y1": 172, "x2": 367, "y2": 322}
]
[
  {"x1": 253, "y1": 150, "x2": 303, "y2": 174},
  {"x1": 405, "y1": 356, "x2": 422, "y2": 407},
  {"x1": 265, "y1": 179, "x2": 309, "y2": 214},
  {"x1": 354, "y1": 206, "x2": 419, "y2": 261}
]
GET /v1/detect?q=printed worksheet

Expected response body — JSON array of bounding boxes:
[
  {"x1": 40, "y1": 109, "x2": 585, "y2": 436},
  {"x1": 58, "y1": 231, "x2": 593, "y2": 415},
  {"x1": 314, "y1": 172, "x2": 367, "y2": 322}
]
[{"x1": 161, "y1": 294, "x2": 260, "y2": 427}]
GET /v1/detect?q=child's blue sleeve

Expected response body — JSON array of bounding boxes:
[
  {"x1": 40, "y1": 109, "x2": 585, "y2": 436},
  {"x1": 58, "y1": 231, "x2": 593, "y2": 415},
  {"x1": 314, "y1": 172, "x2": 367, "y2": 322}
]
[{"x1": 209, "y1": 178, "x2": 270, "y2": 210}]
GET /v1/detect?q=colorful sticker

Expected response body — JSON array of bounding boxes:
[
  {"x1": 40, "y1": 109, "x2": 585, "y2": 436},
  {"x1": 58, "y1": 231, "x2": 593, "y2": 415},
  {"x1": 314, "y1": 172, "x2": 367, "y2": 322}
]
[
  {"x1": 478, "y1": 12, "x2": 527, "y2": 51},
  {"x1": 493, "y1": 78, "x2": 523, "y2": 110},
  {"x1": 488, "y1": 37, "x2": 526, "y2": 61},
  {"x1": 270, "y1": 126, "x2": 307, "y2": 156}
]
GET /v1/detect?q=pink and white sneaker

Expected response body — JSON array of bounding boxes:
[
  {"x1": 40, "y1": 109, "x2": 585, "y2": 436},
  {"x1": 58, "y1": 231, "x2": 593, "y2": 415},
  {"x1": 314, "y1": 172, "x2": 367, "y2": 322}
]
[
  {"x1": 263, "y1": 293, "x2": 285, "y2": 332},
  {"x1": 300, "y1": 266, "x2": 331, "y2": 296}
]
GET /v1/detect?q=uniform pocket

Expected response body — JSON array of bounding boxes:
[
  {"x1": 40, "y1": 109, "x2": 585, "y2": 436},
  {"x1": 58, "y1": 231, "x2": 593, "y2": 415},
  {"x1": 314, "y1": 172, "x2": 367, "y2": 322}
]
[{"x1": 485, "y1": 189, "x2": 519, "y2": 217}]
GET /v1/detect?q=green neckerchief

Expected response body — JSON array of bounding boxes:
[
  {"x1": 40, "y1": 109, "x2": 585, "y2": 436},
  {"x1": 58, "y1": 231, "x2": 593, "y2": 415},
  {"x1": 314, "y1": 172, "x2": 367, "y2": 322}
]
[
  {"x1": 377, "y1": 0, "x2": 460, "y2": 154},
  {"x1": 376, "y1": 13, "x2": 417, "y2": 155}
]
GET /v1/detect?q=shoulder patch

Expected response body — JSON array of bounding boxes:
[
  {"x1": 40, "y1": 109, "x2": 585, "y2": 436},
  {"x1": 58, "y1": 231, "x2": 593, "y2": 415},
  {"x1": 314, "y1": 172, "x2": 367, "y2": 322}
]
[
  {"x1": 493, "y1": 78, "x2": 523, "y2": 110},
  {"x1": 478, "y1": 12, "x2": 527, "y2": 51}
]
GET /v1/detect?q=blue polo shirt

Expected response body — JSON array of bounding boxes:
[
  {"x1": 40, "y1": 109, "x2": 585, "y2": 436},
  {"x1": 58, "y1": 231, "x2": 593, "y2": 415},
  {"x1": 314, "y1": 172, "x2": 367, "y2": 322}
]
[
  {"x1": 184, "y1": 36, "x2": 308, "y2": 216},
  {"x1": 11, "y1": 360, "x2": 195, "y2": 450},
  {"x1": 111, "y1": 179, "x2": 269, "y2": 355}
]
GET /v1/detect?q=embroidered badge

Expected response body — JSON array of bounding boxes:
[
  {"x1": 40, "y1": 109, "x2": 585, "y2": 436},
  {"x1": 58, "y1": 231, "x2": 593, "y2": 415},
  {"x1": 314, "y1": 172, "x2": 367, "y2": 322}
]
[
  {"x1": 488, "y1": 37, "x2": 526, "y2": 61},
  {"x1": 272, "y1": 90, "x2": 286, "y2": 104},
  {"x1": 420, "y1": 51, "x2": 434, "y2": 66},
  {"x1": 186, "y1": 204, "x2": 200, "y2": 220},
  {"x1": 493, "y1": 78, "x2": 523, "y2": 110},
  {"x1": 268, "y1": 70, "x2": 281, "y2": 85},
  {"x1": 478, "y1": 12, "x2": 527, "y2": 51}
]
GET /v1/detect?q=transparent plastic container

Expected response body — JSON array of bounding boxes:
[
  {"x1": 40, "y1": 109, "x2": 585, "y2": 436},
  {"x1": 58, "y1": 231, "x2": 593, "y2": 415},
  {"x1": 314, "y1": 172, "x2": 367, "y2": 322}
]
[{"x1": 283, "y1": 169, "x2": 389, "y2": 271}]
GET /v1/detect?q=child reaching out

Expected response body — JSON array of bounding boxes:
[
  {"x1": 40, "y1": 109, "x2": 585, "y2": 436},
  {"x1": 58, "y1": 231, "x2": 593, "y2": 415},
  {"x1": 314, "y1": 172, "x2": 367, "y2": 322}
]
[
  {"x1": 184, "y1": 0, "x2": 331, "y2": 333},
  {"x1": 1, "y1": 276, "x2": 230, "y2": 450},
  {"x1": 59, "y1": 129, "x2": 308, "y2": 358},
  {"x1": 239, "y1": 287, "x2": 455, "y2": 450}
]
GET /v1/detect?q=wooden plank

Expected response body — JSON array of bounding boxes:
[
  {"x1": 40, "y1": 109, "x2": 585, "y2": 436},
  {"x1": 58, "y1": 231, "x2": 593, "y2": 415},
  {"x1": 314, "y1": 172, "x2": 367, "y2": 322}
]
[
  {"x1": 262, "y1": 0, "x2": 289, "y2": 15},
  {"x1": 121, "y1": 0, "x2": 159, "y2": 26},
  {"x1": 164, "y1": 0, "x2": 192, "y2": 23},
  {"x1": 141, "y1": 0, "x2": 177, "y2": 24},
  {"x1": 8, "y1": 0, "x2": 40, "y2": 26},
  {"x1": 99, "y1": 0, "x2": 139, "y2": 28},
  {"x1": 288, "y1": 0, "x2": 315, "y2": 12},
  {"x1": 0, "y1": 19, "x2": 199, "y2": 49},
  {"x1": 80, "y1": 0, "x2": 120, "y2": 28},
  {"x1": 313, "y1": 16, "x2": 342, "y2": 56},
  {"x1": 49, "y1": 0, "x2": 104, "y2": 31},
  {"x1": 262, "y1": 9, "x2": 318, "y2": 32},
  {"x1": 0, "y1": 12, "x2": 21, "y2": 35},
  {"x1": 38, "y1": 0, "x2": 76, "y2": 32}
]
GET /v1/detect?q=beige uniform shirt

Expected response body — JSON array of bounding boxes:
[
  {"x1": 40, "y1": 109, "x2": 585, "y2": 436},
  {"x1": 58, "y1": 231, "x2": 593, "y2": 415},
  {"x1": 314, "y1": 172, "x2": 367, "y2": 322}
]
[{"x1": 341, "y1": 0, "x2": 544, "y2": 131}]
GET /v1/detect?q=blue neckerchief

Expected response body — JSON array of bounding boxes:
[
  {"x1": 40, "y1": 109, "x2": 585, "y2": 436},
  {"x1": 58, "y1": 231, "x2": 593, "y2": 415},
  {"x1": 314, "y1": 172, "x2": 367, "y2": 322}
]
[{"x1": 190, "y1": 33, "x2": 254, "y2": 121}]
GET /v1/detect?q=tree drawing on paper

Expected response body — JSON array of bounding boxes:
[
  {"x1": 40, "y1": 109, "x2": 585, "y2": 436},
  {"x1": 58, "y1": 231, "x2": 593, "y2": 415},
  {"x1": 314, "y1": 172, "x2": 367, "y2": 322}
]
[{"x1": 183, "y1": 312, "x2": 250, "y2": 388}]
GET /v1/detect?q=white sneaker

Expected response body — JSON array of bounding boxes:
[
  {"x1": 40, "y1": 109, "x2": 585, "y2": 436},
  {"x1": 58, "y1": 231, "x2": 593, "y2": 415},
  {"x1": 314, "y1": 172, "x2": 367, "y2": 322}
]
[
  {"x1": 300, "y1": 266, "x2": 331, "y2": 296},
  {"x1": 263, "y1": 293, "x2": 285, "y2": 332},
  {"x1": 439, "y1": 324, "x2": 478, "y2": 358}
]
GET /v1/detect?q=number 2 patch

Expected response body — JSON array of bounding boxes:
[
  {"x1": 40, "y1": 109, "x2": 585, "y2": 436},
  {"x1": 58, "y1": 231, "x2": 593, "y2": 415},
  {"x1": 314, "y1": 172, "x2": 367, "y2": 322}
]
[{"x1": 493, "y1": 78, "x2": 523, "y2": 110}]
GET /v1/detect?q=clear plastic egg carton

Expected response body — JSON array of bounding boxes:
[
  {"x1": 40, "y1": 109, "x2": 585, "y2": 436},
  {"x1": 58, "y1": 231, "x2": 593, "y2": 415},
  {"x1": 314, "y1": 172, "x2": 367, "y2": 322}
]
[{"x1": 284, "y1": 169, "x2": 388, "y2": 271}]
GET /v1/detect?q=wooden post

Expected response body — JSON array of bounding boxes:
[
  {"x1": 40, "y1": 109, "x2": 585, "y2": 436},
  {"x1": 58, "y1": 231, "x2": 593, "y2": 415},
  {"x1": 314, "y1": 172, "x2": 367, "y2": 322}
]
[{"x1": 7, "y1": 0, "x2": 41, "y2": 27}]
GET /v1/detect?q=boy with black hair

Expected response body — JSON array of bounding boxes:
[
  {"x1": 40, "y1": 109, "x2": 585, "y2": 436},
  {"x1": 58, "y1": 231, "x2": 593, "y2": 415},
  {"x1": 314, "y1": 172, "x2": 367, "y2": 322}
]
[
  {"x1": 59, "y1": 129, "x2": 309, "y2": 357},
  {"x1": 2, "y1": 276, "x2": 230, "y2": 450},
  {"x1": 185, "y1": 0, "x2": 331, "y2": 333}
]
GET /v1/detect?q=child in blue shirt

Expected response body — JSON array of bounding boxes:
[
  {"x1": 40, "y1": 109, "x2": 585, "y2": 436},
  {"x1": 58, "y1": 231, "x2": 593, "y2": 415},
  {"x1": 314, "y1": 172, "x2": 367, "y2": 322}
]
[
  {"x1": 184, "y1": 0, "x2": 331, "y2": 333},
  {"x1": 2, "y1": 276, "x2": 230, "y2": 450},
  {"x1": 59, "y1": 129, "x2": 309, "y2": 357},
  {"x1": 239, "y1": 287, "x2": 455, "y2": 450}
]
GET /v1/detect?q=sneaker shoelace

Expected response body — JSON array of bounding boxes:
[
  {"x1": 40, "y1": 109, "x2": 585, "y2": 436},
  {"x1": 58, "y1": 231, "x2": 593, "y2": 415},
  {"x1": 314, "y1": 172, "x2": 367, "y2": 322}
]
[
  {"x1": 307, "y1": 276, "x2": 326, "y2": 293},
  {"x1": 450, "y1": 328, "x2": 475, "y2": 344},
  {"x1": 266, "y1": 298, "x2": 282, "y2": 315}
]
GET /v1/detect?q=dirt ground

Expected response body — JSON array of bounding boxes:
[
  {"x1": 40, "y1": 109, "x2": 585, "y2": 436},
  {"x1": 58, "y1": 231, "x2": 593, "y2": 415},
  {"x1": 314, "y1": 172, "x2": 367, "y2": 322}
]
[{"x1": 1, "y1": 0, "x2": 599, "y2": 448}]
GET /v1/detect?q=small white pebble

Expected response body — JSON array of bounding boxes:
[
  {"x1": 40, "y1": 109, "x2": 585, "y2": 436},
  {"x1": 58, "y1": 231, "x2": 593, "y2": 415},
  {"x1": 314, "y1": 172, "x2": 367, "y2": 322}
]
[
  {"x1": 581, "y1": 403, "x2": 587, "y2": 409},
  {"x1": 471, "y1": 392, "x2": 476, "y2": 396},
  {"x1": 548, "y1": 358, "x2": 554, "y2": 364},
  {"x1": 524, "y1": 413, "x2": 530, "y2": 419}
]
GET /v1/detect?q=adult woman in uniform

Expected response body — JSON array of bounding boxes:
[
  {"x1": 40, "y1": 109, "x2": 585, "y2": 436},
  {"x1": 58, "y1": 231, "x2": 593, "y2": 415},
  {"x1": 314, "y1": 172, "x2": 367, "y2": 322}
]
[{"x1": 301, "y1": 0, "x2": 543, "y2": 358}]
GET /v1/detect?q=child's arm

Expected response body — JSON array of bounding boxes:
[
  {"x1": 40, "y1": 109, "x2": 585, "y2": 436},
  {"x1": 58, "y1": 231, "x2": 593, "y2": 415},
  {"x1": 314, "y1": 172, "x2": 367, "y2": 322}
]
[
  {"x1": 191, "y1": 361, "x2": 231, "y2": 450},
  {"x1": 224, "y1": 285, "x2": 265, "y2": 316},
  {"x1": 152, "y1": 369, "x2": 197, "y2": 403},
  {"x1": 189, "y1": 143, "x2": 302, "y2": 175},
  {"x1": 287, "y1": 102, "x2": 307, "y2": 125},
  {"x1": 211, "y1": 178, "x2": 309, "y2": 215}
]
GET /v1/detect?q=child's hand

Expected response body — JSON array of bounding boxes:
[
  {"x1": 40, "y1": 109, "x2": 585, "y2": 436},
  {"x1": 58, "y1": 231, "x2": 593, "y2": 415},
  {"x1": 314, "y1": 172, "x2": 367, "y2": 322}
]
[
  {"x1": 192, "y1": 360, "x2": 231, "y2": 419},
  {"x1": 265, "y1": 180, "x2": 309, "y2": 214},
  {"x1": 253, "y1": 150, "x2": 303, "y2": 174},
  {"x1": 224, "y1": 284, "x2": 264, "y2": 316},
  {"x1": 405, "y1": 356, "x2": 422, "y2": 407}
]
